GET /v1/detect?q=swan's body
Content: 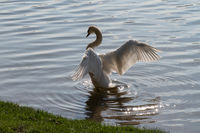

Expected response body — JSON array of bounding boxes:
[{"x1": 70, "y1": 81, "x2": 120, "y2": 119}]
[{"x1": 73, "y1": 26, "x2": 160, "y2": 88}]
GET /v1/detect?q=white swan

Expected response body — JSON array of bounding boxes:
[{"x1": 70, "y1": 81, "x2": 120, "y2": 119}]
[{"x1": 72, "y1": 26, "x2": 160, "y2": 88}]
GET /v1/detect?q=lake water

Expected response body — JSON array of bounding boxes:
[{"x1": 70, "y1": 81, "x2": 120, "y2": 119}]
[{"x1": 0, "y1": 0, "x2": 200, "y2": 133}]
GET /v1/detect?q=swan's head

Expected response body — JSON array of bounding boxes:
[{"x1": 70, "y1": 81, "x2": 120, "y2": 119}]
[
  {"x1": 86, "y1": 26, "x2": 99, "y2": 38},
  {"x1": 86, "y1": 26, "x2": 102, "y2": 50}
]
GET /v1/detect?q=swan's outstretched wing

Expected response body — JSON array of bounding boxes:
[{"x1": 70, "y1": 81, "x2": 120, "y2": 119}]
[
  {"x1": 72, "y1": 48, "x2": 102, "y2": 81},
  {"x1": 100, "y1": 40, "x2": 160, "y2": 75}
]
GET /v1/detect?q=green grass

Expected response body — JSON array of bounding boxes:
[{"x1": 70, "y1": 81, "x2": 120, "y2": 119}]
[{"x1": 0, "y1": 101, "x2": 167, "y2": 133}]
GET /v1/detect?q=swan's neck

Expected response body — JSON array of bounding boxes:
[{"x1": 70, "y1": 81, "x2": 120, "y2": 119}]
[{"x1": 87, "y1": 29, "x2": 102, "y2": 49}]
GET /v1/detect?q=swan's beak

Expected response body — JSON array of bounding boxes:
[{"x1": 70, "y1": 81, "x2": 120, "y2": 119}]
[{"x1": 86, "y1": 33, "x2": 90, "y2": 38}]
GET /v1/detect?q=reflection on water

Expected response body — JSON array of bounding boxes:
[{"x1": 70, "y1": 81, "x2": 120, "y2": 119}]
[{"x1": 85, "y1": 82, "x2": 161, "y2": 125}]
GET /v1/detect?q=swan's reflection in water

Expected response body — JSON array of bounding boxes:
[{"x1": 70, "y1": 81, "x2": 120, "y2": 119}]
[{"x1": 85, "y1": 82, "x2": 161, "y2": 125}]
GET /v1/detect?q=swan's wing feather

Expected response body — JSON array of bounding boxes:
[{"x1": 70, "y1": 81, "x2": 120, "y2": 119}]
[
  {"x1": 72, "y1": 55, "x2": 89, "y2": 80},
  {"x1": 101, "y1": 40, "x2": 160, "y2": 75},
  {"x1": 72, "y1": 48, "x2": 102, "y2": 81}
]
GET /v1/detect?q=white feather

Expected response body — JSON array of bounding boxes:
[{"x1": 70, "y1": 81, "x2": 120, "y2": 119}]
[
  {"x1": 100, "y1": 40, "x2": 160, "y2": 75},
  {"x1": 72, "y1": 48, "x2": 111, "y2": 88},
  {"x1": 72, "y1": 26, "x2": 160, "y2": 88}
]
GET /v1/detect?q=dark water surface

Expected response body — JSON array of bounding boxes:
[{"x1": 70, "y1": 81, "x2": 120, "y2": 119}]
[{"x1": 0, "y1": 0, "x2": 200, "y2": 133}]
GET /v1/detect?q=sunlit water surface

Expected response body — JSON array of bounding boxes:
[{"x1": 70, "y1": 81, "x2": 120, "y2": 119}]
[{"x1": 0, "y1": 0, "x2": 200, "y2": 133}]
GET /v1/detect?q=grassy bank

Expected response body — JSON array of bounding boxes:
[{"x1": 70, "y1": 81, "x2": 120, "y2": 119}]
[{"x1": 0, "y1": 101, "x2": 167, "y2": 133}]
